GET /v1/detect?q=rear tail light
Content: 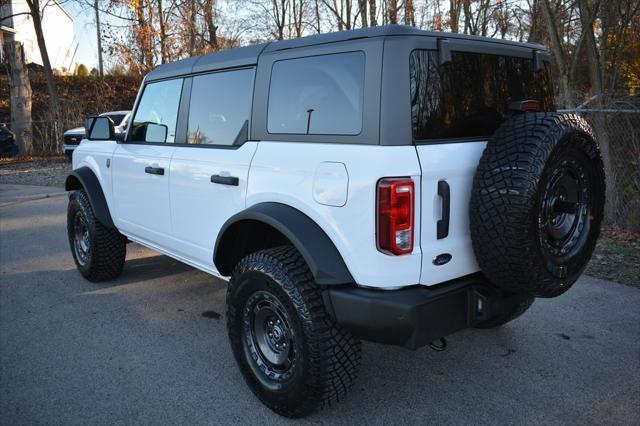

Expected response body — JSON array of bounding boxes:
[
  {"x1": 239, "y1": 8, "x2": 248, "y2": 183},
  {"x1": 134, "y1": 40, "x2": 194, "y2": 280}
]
[{"x1": 377, "y1": 178, "x2": 415, "y2": 255}]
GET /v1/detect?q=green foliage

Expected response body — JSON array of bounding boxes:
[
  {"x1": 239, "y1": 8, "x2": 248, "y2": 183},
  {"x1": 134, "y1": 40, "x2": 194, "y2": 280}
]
[{"x1": 75, "y1": 64, "x2": 89, "y2": 77}]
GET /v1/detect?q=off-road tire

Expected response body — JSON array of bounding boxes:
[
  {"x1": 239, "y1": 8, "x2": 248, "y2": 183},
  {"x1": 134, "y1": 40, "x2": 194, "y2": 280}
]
[
  {"x1": 475, "y1": 296, "x2": 534, "y2": 329},
  {"x1": 470, "y1": 113, "x2": 605, "y2": 298},
  {"x1": 226, "y1": 246, "x2": 361, "y2": 418},
  {"x1": 67, "y1": 190, "x2": 126, "y2": 281}
]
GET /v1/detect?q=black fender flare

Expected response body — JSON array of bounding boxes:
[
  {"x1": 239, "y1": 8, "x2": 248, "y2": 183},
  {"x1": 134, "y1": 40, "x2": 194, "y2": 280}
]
[
  {"x1": 65, "y1": 167, "x2": 115, "y2": 229},
  {"x1": 214, "y1": 203, "x2": 354, "y2": 285}
]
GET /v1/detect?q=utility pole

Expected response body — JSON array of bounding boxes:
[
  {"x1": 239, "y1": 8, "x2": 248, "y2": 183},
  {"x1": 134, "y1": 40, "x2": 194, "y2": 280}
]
[{"x1": 94, "y1": 0, "x2": 104, "y2": 76}]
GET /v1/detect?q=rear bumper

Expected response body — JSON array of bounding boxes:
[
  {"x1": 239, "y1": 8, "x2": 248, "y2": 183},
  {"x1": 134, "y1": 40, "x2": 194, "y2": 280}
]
[{"x1": 324, "y1": 274, "x2": 521, "y2": 349}]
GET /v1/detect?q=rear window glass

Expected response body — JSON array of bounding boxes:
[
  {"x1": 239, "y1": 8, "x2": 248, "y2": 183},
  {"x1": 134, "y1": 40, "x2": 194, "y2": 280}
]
[
  {"x1": 268, "y1": 52, "x2": 365, "y2": 135},
  {"x1": 410, "y1": 50, "x2": 555, "y2": 140},
  {"x1": 187, "y1": 68, "x2": 254, "y2": 146}
]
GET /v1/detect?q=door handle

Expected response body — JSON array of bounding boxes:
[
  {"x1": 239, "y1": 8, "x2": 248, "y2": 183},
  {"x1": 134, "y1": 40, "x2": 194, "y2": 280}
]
[
  {"x1": 145, "y1": 166, "x2": 164, "y2": 175},
  {"x1": 210, "y1": 174, "x2": 239, "y2": 186},
  {"x1": 437, "y1": 180, "x2": 450, "y2": 239}
]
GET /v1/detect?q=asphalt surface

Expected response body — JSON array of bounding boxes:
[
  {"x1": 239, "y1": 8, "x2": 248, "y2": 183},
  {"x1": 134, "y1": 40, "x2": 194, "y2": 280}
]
[{"x1": 1, "y1": 183, "x2": 639, "y2": 425}]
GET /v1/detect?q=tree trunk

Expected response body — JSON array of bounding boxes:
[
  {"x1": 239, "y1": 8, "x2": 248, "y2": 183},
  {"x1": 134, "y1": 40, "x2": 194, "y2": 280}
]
[
  {"x1": 359, "y1": 0, "x2": 368, "y2": 27},
  {"x1": 314, "y1": 0, "x2": 322, "y2": 32},
  {"x1": 25, "y1": 0, "x2": 58, "y2": 113},
  {"x1": 4, "y1": 41, "x2": 33, "y2": 156},
  {"x1": 387, "y1": 0, "x2": 398, "y2": 24},
  {"x1": 577, "y1": 0, "x2": 603, "y2": 95},
  {"x1": 449, "y1": 0, "x2": 461, "y2": 32},
  {"x1": 158, "y1": 0, "x2": 167, "y2": 62},
  {"x1": 404, "y1": 0, "x2": 415, "y2": 26},
  {"x1": 204, "y1": 0, "x2": 219, "y2": 49},
  {"x1": 541, "y1": 0, "x2": 571, "y2": 107},
  {"x1": 369, "y1": 0, "x2": 377, "y2": 26},
  {"x1": 94, "y1": 0, "x2": 104, "y2": 76},
  {"x1": 189, "y1": 0, "x2": 197, "y2": 54}
]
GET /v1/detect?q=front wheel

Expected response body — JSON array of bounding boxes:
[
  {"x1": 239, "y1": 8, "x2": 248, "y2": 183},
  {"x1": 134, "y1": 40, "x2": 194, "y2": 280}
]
[
  {"x1": 67, "y1": 190, "x2": 126, "y2": 282},
  {"x1": 226, "y1": 246, "x2": 361, "y2": 418}
]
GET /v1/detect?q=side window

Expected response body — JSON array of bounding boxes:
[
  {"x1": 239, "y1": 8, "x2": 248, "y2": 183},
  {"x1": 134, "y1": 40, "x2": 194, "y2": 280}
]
[
  {"x1": 410, "y1": 50, "x2": 555, "y2": 140},
  {"x1": 187, "y1": 68, "x2": 254, "y2": 146},
  {"x1": 130, "y1": 78, "x2": 183, "y2": 143},
  {"x1": 267, "y1": 51, "x2": 365, "y2": 136}
]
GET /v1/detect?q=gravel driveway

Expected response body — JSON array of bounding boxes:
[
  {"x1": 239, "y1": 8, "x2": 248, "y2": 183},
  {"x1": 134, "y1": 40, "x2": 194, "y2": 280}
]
[{"x1": 0, "y1": 158, "x2": 71, "y2": 187}]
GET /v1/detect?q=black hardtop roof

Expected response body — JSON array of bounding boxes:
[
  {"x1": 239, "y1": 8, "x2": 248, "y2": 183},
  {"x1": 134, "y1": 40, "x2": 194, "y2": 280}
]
[{"x1": 146, "y1": 24, "x2": 546, "y2": 82}]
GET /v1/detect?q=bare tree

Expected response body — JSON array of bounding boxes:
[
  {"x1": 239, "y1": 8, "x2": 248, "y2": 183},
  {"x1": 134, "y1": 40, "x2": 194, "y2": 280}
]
[
  {"x1": 313, "y1": 0, "x2": 322, "y2": 32},
  {"x1": 449, "y1": 0, "x2": 462, "y2": 32},
  {"x1": 368, "y1": 0, "x2": 377, "y2": 26},
  {"x1": 404, "y1": 0, "x2": 415, "y2": 26},
  {"x1": 386, "y1": 0, "x2": 398, "y2": 24},
  {"x1": 541, "y1": 0, "x2": 571, "y2": 106},
  {"x1": 359, "y1": 0, "x2": 368, "y2": 27},
  {"x1": 290, "y1": 0, "x2": 306, "y2": 37},
  {"x1": 323, "y1": 0, "x2": 356, "y2": 30},
  {"x1": 203, "y1": 0, "x2": 219, "y2": 49},
  {"x1": 24, "y1": 0, "x2": 59, "y2": 112},
  {"x1": 93, "y1": 0, "x2": 104, "y2": 75}
]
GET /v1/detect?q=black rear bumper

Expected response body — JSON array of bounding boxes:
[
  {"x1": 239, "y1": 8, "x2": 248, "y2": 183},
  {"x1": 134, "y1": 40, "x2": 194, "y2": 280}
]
[{"x1": 324, "y1": 274, "x2": 522, "y2": 349}]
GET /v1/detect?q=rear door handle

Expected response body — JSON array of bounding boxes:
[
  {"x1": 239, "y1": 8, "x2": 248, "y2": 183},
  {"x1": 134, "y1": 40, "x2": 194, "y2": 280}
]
[
  {"x1": 210, "y1": 174, "x2": 239, "y2": 186},
  {"x1": 437, "y1": 180, "x2": 450, "y2": 239},
  {"x1": 145, "y1": 166, "x2": 164, "y2": 175}
]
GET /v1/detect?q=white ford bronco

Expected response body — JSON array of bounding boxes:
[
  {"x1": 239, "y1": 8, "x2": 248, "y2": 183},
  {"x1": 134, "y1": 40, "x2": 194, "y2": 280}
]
[{"x1": 66, "y1": 26, "x2": 605, "y2": 417}]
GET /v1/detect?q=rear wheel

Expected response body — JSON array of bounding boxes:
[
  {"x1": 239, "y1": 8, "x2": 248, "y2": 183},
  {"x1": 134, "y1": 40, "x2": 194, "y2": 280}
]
[
  {"x1": 67, "y1": 190, "x2": 126, "y2": 281},
  {"x1": 226, "y1": 246, "x2": 361, "y2": 418}
]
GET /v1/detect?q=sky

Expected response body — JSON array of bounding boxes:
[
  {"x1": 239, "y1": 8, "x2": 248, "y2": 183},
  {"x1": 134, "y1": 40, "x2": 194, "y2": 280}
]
[{"x1": 65, "y1": 1, "x2": 106, "y2": 69}]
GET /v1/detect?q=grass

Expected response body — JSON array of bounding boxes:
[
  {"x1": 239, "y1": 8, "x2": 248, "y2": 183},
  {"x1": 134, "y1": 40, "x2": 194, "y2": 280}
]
[{"x1": 585, "y1": 227, "x2": 640, "y2": 288}]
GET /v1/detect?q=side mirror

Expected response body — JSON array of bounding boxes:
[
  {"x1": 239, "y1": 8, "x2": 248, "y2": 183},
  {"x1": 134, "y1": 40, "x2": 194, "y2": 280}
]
[
  {"x1": 145, "y1": 122, "x2": 168, "y2": 143},
  {"x1": 86, "y1": 116, "x2": 115, "y2": 140}
]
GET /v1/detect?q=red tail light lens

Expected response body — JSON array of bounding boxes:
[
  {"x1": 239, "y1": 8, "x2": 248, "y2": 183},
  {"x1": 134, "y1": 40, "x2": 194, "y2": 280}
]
[{"x1": 377, "y1": 178, "x2": 415, "y2": 255}]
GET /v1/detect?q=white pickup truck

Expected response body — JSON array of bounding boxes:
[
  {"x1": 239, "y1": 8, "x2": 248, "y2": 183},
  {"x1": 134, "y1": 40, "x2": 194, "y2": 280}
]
[{"x1": 65, "y1": 25, "x2": 605, "y2": 417}]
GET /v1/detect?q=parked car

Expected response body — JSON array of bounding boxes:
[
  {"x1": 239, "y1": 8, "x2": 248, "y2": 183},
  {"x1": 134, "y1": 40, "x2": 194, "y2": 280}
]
[
  {"x1": 65, "y1": 26, "x2": 605, "y2": 418},
  {"x1": 63, "y1": 111, "x2": 130, "y2": 160},
  {"x1": 0, "y1": 123, "x2": 18, "y2": 158}
]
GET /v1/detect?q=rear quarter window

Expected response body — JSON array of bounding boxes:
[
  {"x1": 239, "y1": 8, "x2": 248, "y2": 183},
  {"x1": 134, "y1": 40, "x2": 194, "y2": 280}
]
[
  {"x1": 410, "y1": 50, "x2": 555, "y2": 141},
  {"x1": 267, "y1": 51, "x2": 365, "y2": 136}
]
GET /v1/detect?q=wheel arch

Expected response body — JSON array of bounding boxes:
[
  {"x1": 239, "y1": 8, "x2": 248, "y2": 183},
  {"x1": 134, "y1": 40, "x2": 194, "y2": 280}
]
[
  {"x1": 65, "y1": 167, "x2": 115, "y2": 229},
  {"x1": 214, "y1": 203, "x2": 354, "y2": 285}
]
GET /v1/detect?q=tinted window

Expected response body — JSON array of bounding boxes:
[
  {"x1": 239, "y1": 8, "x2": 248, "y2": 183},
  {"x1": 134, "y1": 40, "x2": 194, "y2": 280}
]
[
  {"x1": 103, "y1": 113, "x2": 126, "y2": 126},
  {"x1": 187, "y1": 68, "x2": 254, "y2": 146},
  {"x1": 410, "y1": 50, "x2": 555, "y2": 140},
  {"x1": 268, "y1": 52, "x2": 365, "y2": 135},
  {"x1": 130, "y1": 79, "x2": 183, "y2": 143}
]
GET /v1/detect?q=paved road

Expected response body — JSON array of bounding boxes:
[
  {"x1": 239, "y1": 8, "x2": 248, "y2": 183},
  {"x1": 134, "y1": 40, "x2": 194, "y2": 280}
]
[{"x1": 1, "y1": 184, "x2": 639, "y2": 425}]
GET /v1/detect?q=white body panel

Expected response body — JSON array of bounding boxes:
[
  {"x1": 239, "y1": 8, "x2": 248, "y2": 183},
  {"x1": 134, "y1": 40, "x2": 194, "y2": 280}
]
[
  {"x1": 111, "y1": 144, "x2": 175, "y2": 247},
  {"x1": 72, "y1": 140, "x2": 118, "y2": 206},
  {"x1": 247, "y1": 142, "x2": 422, "y2": 289},
  {"x1": 415, "y1": 142, "x2": 486, "y2": 284},
  {"x1": 72, "y1": 138, "x2": 485, "y2": 290},
  {"x1": 168, "y1": 142, "x2": 258, "y2": 265}
]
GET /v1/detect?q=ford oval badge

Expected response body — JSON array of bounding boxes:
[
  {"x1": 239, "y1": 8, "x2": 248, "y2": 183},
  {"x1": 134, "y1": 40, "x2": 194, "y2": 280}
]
[{"x1": 433, "y1": 253, "x2": 452, "y2": 266}]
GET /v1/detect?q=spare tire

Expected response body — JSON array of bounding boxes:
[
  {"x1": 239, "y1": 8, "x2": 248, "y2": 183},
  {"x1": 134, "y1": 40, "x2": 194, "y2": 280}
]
[{"x1": 470, "y1": 113, "x2": 605, "y2": 298}]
